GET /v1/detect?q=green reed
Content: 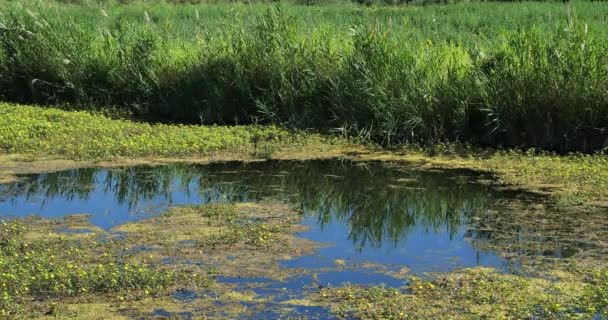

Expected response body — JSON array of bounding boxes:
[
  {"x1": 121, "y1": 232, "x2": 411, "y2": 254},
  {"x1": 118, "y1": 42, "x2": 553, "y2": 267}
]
[{"x1": 0, "y1": 1, "x2": 607, "y2": 152}]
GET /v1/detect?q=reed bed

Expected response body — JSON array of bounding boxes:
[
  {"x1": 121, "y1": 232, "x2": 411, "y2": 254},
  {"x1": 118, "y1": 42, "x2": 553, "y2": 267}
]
[{"x1": 1, "y1": 1, "x2": 607, "y2": 152}]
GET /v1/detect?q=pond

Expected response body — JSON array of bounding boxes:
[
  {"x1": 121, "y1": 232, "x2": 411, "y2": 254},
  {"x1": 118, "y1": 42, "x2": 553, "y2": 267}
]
[{"x1": 0, "y1": 159, "x2": 579, "y2": 318}]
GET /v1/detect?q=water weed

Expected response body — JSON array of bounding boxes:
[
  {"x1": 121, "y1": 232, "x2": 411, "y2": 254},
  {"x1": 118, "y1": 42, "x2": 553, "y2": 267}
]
[
  {"x1": 0, "y1": 219, "x2": 176, "y2": 317},
  {"x1": 0, "y1": 202, "x2": 317, "y2": 317},
  {"x1": 315, "y1": 267, "x2": 608, "y2": 319}
]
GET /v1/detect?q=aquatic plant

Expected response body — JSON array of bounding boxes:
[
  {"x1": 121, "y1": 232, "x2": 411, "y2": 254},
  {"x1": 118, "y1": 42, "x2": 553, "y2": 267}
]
[
  {"x1": 0, "y1": 219, "x2": 174, "y2": 317},
  {"x1": 318, "y1": 267, "x2": 608, "y2": 319},
  {"x1": 0, "y1": 201, "x2": 310, "y2": 317}
]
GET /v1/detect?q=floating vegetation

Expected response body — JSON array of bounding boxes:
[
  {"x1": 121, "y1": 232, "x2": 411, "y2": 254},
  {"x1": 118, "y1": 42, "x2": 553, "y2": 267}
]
[
  {"x1": 0, "y1": 218, "x2": 179, "y2": 317},
  {"x1": 315, "y1": 267, "x2": 608, "y2": 319},
  {"x1": 0, "y1": 202, "x2": 319, "y2": 318}
]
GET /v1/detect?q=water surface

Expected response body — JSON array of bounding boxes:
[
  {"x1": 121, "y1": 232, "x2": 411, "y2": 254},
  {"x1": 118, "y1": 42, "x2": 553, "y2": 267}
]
[{"x1": 0, "y1": 160, "x2": 527, "y2": 318}]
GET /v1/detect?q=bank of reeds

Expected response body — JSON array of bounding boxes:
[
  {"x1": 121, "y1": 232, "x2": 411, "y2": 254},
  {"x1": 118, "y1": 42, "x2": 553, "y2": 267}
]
[{"x1": 0, "y1": 3, "x2": 607, "y2": 152}]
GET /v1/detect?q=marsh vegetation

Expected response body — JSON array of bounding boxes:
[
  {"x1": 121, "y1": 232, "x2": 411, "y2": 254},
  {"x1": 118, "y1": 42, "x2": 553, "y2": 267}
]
[{"x1": 1, "y1": 1, "x2": 608, "y2": 151}]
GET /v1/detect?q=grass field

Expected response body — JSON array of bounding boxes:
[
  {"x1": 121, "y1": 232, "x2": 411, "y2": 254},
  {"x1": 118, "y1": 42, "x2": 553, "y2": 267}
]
[{"x1": 1, "y1": 1, "x2": 607, "y2": 152}]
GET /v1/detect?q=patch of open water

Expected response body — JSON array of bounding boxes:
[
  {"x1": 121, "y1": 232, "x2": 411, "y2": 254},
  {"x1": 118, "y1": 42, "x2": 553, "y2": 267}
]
[{"x1": 0, "y1": 160, "x2": 538, "y2": 318}]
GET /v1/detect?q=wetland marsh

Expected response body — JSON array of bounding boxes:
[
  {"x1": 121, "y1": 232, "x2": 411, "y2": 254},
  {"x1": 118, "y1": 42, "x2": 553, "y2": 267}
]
[{"x1": 1, "y1": 0, "x2": 608, "y2": 318}]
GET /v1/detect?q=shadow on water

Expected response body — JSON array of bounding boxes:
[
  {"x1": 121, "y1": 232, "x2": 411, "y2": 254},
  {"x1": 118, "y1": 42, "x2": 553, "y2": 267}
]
[
  {"x1": 0, "y1": 160, "x2": 492, "y2": 233},
  {"x1": 1, "y1": 159, "x2": 587, "y2": 318}
]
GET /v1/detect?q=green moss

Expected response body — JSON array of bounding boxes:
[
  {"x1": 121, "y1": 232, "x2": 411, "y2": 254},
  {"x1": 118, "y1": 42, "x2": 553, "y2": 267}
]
[
  {"x1": 484, "y1": 150, "x2": 608, "y2": 206},
  {"x1": 351, "y1": 145, "x2": 608, "y2": 207},
  {"x1": 114, "y1": 202, "x2": 318, "y2": 280}
]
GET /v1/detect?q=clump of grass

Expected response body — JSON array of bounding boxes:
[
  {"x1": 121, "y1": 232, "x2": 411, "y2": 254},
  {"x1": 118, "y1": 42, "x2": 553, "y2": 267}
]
[{"x1": 0, "y1": 3, "x2": 607, "y2": 152}]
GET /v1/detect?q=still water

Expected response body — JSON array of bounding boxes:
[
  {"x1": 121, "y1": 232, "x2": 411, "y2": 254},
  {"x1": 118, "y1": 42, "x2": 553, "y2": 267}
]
[{"x1": 0, "y1": 160, "x2": 527, "y2": 318}]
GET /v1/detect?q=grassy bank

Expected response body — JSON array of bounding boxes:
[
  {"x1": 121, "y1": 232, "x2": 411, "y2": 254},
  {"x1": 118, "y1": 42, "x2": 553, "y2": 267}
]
[{"x1": 1, "y1": 2, "x2": 608, "y2": 152}]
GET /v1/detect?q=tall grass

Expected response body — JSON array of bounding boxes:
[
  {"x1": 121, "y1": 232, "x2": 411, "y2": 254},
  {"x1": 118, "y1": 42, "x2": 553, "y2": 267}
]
[{"x1": 0, "y1": 2, "x2": 607, "y2": 152}]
